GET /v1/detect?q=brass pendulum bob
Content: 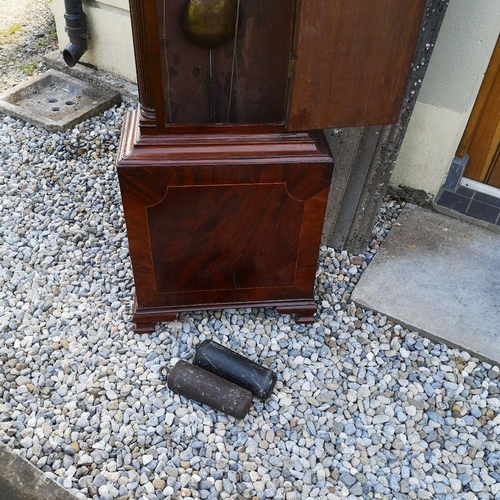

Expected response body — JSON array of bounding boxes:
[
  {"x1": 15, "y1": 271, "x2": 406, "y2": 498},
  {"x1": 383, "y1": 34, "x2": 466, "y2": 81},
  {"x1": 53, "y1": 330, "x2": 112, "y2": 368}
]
[{"x1": 183, "y1": 0, "x2": 238, "y2": 48}]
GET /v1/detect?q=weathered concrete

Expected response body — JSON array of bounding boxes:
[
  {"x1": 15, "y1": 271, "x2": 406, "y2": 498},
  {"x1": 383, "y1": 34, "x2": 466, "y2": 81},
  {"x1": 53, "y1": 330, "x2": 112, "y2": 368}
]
[
  {"x1": 44, "y1": 50, "x2": 139, "y2": 103},
  {"x1": 0, "y1": 69, "x2": 120, "y2": 132},
  {"x1": 0, "y1": 442, "x2": 78, "y2": 500},
  {"x1": 322, "y1": 126, "x2": 382, "y2": 248},
  {"x1": 352, "y1": 204, "x2": 500, "y2": 364}
]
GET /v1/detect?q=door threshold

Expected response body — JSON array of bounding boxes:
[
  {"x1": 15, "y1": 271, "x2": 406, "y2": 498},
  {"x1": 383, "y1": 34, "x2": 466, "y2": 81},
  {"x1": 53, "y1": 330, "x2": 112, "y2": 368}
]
[
  {"x1": 435, "y1": 177, "x2": 500, "y2": 227},
  {"x1": 460, "y1": 177, "x2": 500, "y2": 199}
]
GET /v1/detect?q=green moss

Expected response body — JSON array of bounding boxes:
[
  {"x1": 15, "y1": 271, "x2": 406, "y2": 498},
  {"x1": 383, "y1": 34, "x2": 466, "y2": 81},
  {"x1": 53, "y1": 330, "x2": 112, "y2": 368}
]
[
  {"x1": 19, "y1": 61, "x2": 38, "y2": 76},
  {"x1": 46, "y1": 14, "x2": 57, "y2": 42},
  {"x1": 0, "y1": 23, "x2": 23, "y2": 41}
]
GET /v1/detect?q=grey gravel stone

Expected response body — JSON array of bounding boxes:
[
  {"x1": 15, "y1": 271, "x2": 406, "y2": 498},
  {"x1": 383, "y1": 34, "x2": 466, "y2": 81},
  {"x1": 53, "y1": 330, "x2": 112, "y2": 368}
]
[
  {"x1": 470, "y1": 482, "x2": 484, "y2": 492},
  {"x1": 339, "y1": 472, "x2": 357, "y2": 487},
  {"x1": 93, "y1": 474, "x2": 106, "y2": 488},
  {"x1": 350, "y1": 483, "x2": 363, "y2": 496}
]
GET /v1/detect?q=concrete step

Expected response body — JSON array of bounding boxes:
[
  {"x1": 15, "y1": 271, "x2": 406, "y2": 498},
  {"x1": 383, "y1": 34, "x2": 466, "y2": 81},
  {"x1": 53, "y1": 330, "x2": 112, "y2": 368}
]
[
  {"x1": 352, "y1": 204, "x2": 500, "y2": 364},
  {"x1": 0, "y1": 442, "x2": 78, "y2": 500}
]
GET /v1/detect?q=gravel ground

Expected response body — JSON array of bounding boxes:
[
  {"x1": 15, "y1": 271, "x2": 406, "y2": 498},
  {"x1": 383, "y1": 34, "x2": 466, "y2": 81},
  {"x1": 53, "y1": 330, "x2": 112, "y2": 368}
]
[
  {"x1": 0, "y1": 107, "x2": 499, "y2": 500},
  {"x1": 1, "y1": 5, "x2": 500, "y2": 500},
  {"x1": 0, "y1": 0, "x2": 56, "y2": 92}
]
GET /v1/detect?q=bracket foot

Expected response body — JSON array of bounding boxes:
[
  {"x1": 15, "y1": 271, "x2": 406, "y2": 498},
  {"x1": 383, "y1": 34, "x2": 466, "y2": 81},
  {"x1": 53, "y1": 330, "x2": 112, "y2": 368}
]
[
  {"x1": 276, "y1": 303, "x2": 317, "y2": 324},
  {"x1": 134, "y1": 322, "x2": 156, "y2": 334}
]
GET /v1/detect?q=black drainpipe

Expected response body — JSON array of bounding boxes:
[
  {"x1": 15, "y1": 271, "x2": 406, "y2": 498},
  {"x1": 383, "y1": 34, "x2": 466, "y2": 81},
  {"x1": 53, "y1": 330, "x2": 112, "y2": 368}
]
[{"x1": 63, "y1": 0, "x2": 88, "y2": 67}]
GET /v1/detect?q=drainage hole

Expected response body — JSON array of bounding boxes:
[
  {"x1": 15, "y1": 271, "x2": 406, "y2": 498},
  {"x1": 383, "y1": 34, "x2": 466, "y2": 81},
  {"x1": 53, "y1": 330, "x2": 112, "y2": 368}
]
[
  {"x1": 52, "y1": 107, "x2": 60, "y2": 112},
  {"x1": 65, "y1": 100, "x2": 75, "y2": 106},
  {"x1": 47, "y1": 98, "x2": 58, "y2": 103}
]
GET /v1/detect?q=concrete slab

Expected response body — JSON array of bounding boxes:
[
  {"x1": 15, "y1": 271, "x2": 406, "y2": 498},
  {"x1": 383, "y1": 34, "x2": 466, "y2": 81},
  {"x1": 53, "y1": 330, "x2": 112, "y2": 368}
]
[
  {"x1": 44, "y1": 50, "x2": 139, "y2": 103},
  {"x1": 352, "y1": 204, "x2": 500, "y2": 364},
  {"x1": 0, "y1": 442, "x2": 78, "y2": 500},
  {"x1": 0, "y1": 69, "x2": 120, "y2": 131}
]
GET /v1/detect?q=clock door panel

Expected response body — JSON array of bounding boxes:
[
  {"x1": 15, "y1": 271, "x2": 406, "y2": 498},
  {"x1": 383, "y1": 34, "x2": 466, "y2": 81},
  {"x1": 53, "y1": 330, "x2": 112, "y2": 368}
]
[{"x1": 286, "y1": 0, "x2": 426, "y2": 131}]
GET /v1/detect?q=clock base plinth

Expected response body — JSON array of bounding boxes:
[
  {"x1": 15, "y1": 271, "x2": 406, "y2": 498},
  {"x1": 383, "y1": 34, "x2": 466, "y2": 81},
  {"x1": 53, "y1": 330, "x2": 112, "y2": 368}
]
[
  {"x1": 117, "y1": 110, "x2": 333, "y2": 333},
  {"x1": 132, "y1": 298, "x2": 318, "y2": 334}
]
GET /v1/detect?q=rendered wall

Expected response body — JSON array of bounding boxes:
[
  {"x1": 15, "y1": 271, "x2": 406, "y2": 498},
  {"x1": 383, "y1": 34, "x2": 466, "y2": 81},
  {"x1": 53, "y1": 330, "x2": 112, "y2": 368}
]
[
  {"x1": 390, "y1": 0, "x2": 500, "y2": 197},
  {"x1": 53, "y1": 0, "x2": 136, "y2": 83}
]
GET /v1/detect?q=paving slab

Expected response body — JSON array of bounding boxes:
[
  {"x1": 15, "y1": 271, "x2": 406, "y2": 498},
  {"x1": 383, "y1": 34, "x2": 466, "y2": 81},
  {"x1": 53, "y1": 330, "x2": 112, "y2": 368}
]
[
  {"x1": 0, "y1": 442, "x2": 78, "y2": 500},
  {"x1": 352, "y1": 204, "x2": 500, "y2": 364},
  {"x1": 0, "y1": 69, "x2": 120, "y2": 131}
]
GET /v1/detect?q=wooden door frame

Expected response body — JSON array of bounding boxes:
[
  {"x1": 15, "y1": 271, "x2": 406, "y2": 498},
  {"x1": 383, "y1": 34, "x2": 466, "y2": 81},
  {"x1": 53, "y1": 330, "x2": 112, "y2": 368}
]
[{"x1": 457, "y1": 35, "x2": 500, "y2": 186}]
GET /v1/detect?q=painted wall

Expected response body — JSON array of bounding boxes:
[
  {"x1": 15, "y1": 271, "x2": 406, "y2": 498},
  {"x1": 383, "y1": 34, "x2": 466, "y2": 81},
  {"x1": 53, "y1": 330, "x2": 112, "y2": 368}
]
[
  {"x1": 390, "y1": 0, "x2": 500, "y2": 197},
  {"x1": 53, "y1": 0, "x2": 136, "y2": 82}
]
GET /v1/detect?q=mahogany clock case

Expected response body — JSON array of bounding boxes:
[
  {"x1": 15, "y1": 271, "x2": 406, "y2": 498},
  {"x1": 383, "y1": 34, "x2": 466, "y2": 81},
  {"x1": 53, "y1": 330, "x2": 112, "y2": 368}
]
[
  {"x1": 117, "y1": 0, "x2": 428, "y2": 331},
  {"x1": 117, "y1": 111, "x2": 333, "y2": 333}
]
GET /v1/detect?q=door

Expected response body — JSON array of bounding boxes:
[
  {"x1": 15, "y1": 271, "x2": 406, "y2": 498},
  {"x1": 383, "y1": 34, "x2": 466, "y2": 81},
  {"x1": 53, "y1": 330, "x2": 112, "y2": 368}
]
[
  {"x1": 286, "y1": 0, "x2": 426, "y2": 131},
  {"x1": 457, "y1": 36, "x2": 500, "y2": 189}
]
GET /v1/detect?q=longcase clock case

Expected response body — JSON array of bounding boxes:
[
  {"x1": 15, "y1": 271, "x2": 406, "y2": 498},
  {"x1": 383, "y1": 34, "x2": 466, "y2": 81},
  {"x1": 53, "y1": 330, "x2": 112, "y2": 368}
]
[{"x1": 117, "y1": 0, "x2": 426, "y2": 333}]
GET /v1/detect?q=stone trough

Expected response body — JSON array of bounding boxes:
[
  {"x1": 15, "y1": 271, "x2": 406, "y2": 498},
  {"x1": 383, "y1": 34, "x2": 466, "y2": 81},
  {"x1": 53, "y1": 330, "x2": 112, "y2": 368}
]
[{"x1": 0, "y1": 69, "x2": 120, "y2": 132}]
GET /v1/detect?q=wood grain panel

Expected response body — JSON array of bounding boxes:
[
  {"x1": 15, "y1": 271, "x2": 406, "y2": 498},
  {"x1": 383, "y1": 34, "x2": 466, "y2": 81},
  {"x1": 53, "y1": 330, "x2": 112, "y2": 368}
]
[
  {"x1": 147, "y1": 184, "x2": 302, "y2": 292},
  {"x1": 465, "y1": 60, "x2": 500, "y2": 184},
  {"x1": 486, "y1": 144, "x2": 500, "y2": 188},
  {"x1": 457, "y1": 36, "x2": 500, "y2": 159},
  {"x1": 157, "y1": 0, "x2": 211, "y2": 124},
  {"x1": 462, "y1": 36, "x2": 500, "y2": 187},
  {"x1": 120, "y1": 159, "x2": 329, "y2": 308},
  {"x1": 286, "y1": 0, "x2": 426, "y2": 131},
  {"x1": 129, "y1": 0, "x2": 165, "y2": 133},
  {"x1": 216, "y1": 1, "x2": 295, "y2": 123}
]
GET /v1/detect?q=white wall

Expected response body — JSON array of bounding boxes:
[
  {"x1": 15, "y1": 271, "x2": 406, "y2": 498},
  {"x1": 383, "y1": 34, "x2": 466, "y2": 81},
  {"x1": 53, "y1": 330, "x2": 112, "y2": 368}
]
[
  {"x1": 53, "y1": 0, "x2": 136, "y2": 83},
  {"x1": 390, "y1": 0, "x2": 500, "y2": 197}
]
